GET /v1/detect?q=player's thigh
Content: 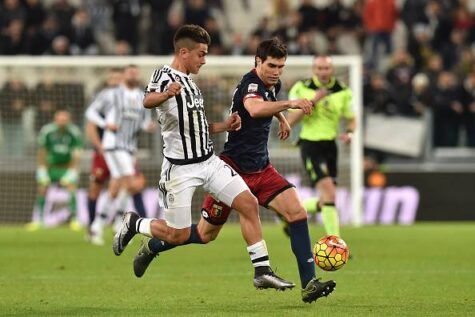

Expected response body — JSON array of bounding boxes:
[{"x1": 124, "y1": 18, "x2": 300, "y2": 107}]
[
  {"x1": 203, "y1": 155, "x2": 249, "y2": 208},
  {"x1": 268, "y1": 187, "x2": 307, "y2": 222},
  {"x1": 104, "y1": 150, "x2": 134, "y2": 179},
  {"x1": 159, "y1": 160, "x2": 203, "y2": 229},
  {"x1": 300, "y1": 143, "x2": 330, "y2": 186},
  {"x1": 91, "y1": 152, "x2": 110, "y2": 184}
]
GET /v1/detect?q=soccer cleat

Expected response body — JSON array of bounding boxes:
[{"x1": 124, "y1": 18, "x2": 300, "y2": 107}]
[
  {"x1": 301, "y1": 278, "x2": 336, "y2": 303},
  {"x1": 25, "y1": 221, "x2": 44, "y2": 231},
  {"x1": 69, "y1": 219, "x2": 82, "y2": 232},
  {"x1": 112, "y1": 212, "x2": 139, "y2": 256},
  {"x1": 133, "y1": 237, "x2": 157, "y2": 278},
  {"x1": 254, "y1": 267, "x2": 295, "y2": 290}
]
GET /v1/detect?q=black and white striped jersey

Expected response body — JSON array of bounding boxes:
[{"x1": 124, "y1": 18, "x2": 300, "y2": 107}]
[
  {"x1": 86, "y1": 85, "x2": 151, "y2": 153},
  {"x1": 146, "y1": 65, "x2": 213, "y2": 165}
]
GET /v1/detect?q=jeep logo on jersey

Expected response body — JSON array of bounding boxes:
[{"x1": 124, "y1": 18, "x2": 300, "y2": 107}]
[{"x1": 185, "y1": 94, "x2": 204, "y2": 110}]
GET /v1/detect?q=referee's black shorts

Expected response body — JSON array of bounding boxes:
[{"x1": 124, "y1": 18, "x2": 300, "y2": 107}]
[{"x1": 299, "y1": 139, "x2": 338, "y2": 186}]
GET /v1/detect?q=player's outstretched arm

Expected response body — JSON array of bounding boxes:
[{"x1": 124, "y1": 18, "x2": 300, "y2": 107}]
[
  {"x1": 143, "y1": 82, "x2": 181, "y2": 109},
  {"x1": 209, "y1": 112, "x2": 241, "y2": 134},
  {"x1": 244, "y1": 98, "x2": 313, "y2": 118},
  {"x1": 274, "y1": 112, "x2": 291, "y2": 140}
]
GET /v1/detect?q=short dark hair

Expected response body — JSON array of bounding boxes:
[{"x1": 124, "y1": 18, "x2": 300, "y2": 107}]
[
  {"x1": 255, "y1": 38, "x2": 287, "y2": 67},
  {"x1": 174, "y1": 24, "x2": 211, "y2": 52}
]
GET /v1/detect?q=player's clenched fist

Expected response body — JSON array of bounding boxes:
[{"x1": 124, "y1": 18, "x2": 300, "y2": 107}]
[
  {"x1": 225, "y1": 111, "x2": 241, "y2": 131},
  {"x1": 166, "y1": 82, "x2": 182, "y2": 98},
  {"x1": 289, "y1": 98, "x2": 314, "y2": 115}
]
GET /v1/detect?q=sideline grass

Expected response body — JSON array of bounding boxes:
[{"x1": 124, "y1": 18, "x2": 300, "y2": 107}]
[{"x1": 1, "y1": 223, "x2": 474, "y2": 316}]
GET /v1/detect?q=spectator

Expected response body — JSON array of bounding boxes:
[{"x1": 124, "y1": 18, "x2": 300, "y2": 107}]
[
  {"x1": 50, "y1": 0, "x2": 76, "y2": 39},
  {"x1": 401, "y1": 0, "x2": 429, "y2": 29},
  {"x1": 297, "y1": 0, "x2": 320, "y2": 32},
  {"x1": 27, "y1": 15, "x2": 60, "y2": 55},
  {"x1": 24, "y1": 0, "x2": 46, "y2": 33},
  {"x1": 362, "y1": 0, "x2": 398, "y2": 70},
  {"x1": 409, "y1": 73, "x2": 431, "y2": 116},
  {"x1": 407, "y1": 24, "x2": 435, "y2": 72},
  {"x1": 441, "y1": 29, "x2": 466, "y2": 71},
  {"x1": 0, "y1": 19, "x2": 27, "y2": 55},
  {"x1": 431, "y1": 71, "x2": 464, "y2": 147},
  {"x1": 0, "y1": 0, "x2": 26, "y2": 30},
  {"x1": 160, "y1": 11, "x2": 183, "y2": 55},
  {"x1": 183, "y1": 0, "x2": 211, "y2": 28},
  {"x1": 462, "y1": 71, "x2": 475, "y2": 147},
  {"x1": 273, "y1": 10, "x2": 300, "y2": 51},
  {"x1": 425, "y1": 54, "x2": 443, "y2": 88},
  {"x1": 426, "y1": 1, "x2": 452, "y2": 52},
  {"x1": 70, "y1": 8, "x2": 97, "y2": 55},
  {"x1": 111, "y1": 0, "x2": 141, "y2": 54},
  {"x1": 145, "y1": 0, "x2": 173, "y2": 54},
  {"x1": 48, "y1": 35, "x2": 71, "y2": 55},
  {"x1": 0, "y1": 79, "x2": 29, "y2": 157},
  {"x1": 364, "y1": 72, "x2": 396, "y2": 115},
  {"x1": 205, "y1": 17, "x2": 224, "y2": 55},
  {"x1": 386, "y1": 51, "x2": 415, "y2": 115}
]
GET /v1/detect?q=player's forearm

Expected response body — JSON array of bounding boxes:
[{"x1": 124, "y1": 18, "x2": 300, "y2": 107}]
[
  {"x1": 85, "y1": 122, "x2": 102, "y2": 151},
  {"x1": 286, "y1": 110, "x2": 305, "y2": 128},
  {"x1": 245, "y1": 99, "x2": 291, "y2": 118},
  {"x1": 69, "y1": 150, "x2": 81, "y2": 169},
  {"x1": 37, "y1": 148, "x2": 47, "y2": 168},
  {"x1": 209, "y1": 122, "x2": 227, "y2": 134},
  {"x1": 143, "y1": 92, "x2": 171, "y2": 109}
]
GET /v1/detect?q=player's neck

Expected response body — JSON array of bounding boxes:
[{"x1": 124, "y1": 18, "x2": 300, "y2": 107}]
[{"x1": 170, "y1": 58, "x2": 190, "y2": 75}]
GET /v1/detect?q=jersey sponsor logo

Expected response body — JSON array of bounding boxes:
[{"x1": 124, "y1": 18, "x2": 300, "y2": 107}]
[
  {"x1": 168, "y1": 193, "x2": 175, "y2": 204},
  {"x1": 248, "y1": 83, "x2": 258, "y2": 92},
  {"x1": 185, "y1": 94, "x2": 204, "y2": 110}
]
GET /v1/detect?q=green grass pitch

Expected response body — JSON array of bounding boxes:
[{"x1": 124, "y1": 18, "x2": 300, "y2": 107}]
[{"x1": 1, "y1": 223, "x2": 474, "y2": 316}]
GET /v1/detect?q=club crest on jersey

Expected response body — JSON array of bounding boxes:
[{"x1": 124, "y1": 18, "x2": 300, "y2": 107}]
[
  {"x1": 248, "y1": 83, "x2": 258, "y2": 92},
  {"x1": 168, "y1": 193, "x2": 175, "y2": 204},
  {"x1": 174, "y1": 75, "x2": 182, "y2": 83},
  {"x1": 211, "y1": 204, "x2": 223, "y2": 217}
]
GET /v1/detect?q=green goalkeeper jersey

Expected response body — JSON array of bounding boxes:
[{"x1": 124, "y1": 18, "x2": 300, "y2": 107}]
[
  {"x1": 38, "y1": 123, "x2": 83, "y2": 166},
  {"x1": 288, "y1": 76, "x2": 354, "y2": 141}
]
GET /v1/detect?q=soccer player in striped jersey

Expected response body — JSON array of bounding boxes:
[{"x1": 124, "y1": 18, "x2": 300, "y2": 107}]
[
  {"x1": 86, "y1": 65, "x2": 154, "y2": 245},
  {"x1": 85, "y1": 67, "x2": 149, "y2": 245},
  {"x1": 113, "y1": 24, "x2": 294, "y2": 290},
  {"x1": 132, "y1": 38, "x2": 337, "y2": 303}
]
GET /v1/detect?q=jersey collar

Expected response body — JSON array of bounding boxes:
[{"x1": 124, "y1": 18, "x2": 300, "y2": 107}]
[{"x1": 312, "y1": 75, "x2": 336, "y2": 89}]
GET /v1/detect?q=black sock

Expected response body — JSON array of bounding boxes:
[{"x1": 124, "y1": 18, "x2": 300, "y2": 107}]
[
  {"x1": 289, "y1": 218, "x2": 316, "y2": 288},
  {"x1": 87, "y1": 198, "x2": 97, "y2": 226},
  {"x1": 148, "y1": 224, "x2": 204, "y2": 254},
  {"x1": 132, "y1": 193, "x2": 147, "y2": 217},
  {"x1": 254, "y1": 265, "x2": 272, "y2": 276}
]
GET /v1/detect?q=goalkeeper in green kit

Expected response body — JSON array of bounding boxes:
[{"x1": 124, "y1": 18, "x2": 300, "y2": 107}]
[
  {"x1": 285, "y1": 56, "x2": 355, "y2": 238},
  {"x1": 26, "y1": 109, "x2": 83, "y2": 231}
]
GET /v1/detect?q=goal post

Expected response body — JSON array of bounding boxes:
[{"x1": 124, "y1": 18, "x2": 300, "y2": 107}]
[{"x1": 0, "y1": 55, "x2": 363, "y2": 225}]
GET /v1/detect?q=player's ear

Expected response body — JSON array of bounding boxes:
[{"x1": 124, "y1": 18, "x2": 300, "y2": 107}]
[{"x1": 255, "y1": 57, "x2": 262, "y2": 67}]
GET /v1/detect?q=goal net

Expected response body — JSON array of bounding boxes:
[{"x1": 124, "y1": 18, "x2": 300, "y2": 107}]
[{"x1": 0, "y1": 56, "x2": 362, "y2": 226}]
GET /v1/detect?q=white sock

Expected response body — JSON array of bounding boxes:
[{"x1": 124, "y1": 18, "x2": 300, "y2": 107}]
[
  {"x1": 136, "y1": 218, "x2": 154, "y2": 237},
  {"x1": 98, "y1": 192, "x2": 115, "y2": 220},
  {"x1": 247, "y1": 240, "x2": 270, "y2": 267}
]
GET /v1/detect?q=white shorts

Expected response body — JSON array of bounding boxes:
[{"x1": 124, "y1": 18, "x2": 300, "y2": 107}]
[
  {"x1": 158, "y1": 154, "x2": 249, "y2": 229},
  {"x1": 104, "y1": 150, "x2": 135, "y2": 178}
]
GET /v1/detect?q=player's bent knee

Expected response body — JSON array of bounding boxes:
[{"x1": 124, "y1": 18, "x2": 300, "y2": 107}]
[
  {"x1": 284, "y1": 206, "x2": 307, "y2": 223},
  {"x1": 232, "y1": 191, "x2": 258, "y2": 216}
]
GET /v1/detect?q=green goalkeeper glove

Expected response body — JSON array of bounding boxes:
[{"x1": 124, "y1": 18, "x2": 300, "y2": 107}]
[
  {"x1": 60, "y1": 168, "x2": 78, "y2": 186},
  {"x1": 36, "y1": 167, "x2": 50, "y2": 186}
]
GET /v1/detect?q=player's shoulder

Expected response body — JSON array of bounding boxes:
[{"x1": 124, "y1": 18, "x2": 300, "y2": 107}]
[
  {"x1": 40, "y1": 123, "x2": 57, "y2": 135},
  {"x1": 67, "y1": 124, "x2": 82, "y2": 137},
  {"x1": 330, "y1": 79, "x2": 350, "y2": 94}
]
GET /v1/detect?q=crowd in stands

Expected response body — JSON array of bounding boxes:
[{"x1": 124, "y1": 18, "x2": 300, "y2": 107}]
[{"x1": 0, "y1": 0, "x2": 474, "y2": 156}]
